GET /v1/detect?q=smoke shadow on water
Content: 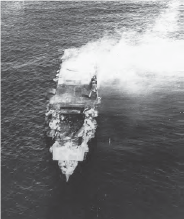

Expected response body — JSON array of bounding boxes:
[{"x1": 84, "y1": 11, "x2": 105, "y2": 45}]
[{"x1": 46, "y1": 80, "x2": 184, "y2": 219}]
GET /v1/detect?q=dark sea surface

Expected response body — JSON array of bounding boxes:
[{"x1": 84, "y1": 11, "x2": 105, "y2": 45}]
[{"x1": 1, "y1": 1, "x2": 184, "y2": 219}]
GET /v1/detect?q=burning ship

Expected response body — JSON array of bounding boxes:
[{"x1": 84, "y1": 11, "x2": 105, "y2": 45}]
[{"x1": 45, "y1": 59, "x2": 101, "y2": 181}]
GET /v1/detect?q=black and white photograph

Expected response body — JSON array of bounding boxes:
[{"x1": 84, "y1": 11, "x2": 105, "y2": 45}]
[{"x1": 1, "y1": 0, "x2": 184, "y2": 218}]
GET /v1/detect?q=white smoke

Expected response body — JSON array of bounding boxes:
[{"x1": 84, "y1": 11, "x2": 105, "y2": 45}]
[
  {"x1": 146, "y1": 0, "x2": 180, "y2": 38},
  {"x1": 59, "y1": 0, "x2": 184, "y2": 93}
]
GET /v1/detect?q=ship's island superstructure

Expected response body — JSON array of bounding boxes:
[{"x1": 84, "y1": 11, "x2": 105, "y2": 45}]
[{"x1": 45, "y1": 59, "x2": 101, "y2": 181}]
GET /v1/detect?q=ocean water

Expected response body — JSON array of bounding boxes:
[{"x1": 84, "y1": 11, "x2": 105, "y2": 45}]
[{"x1": 1, "y1": 1, "x2": 184, "y2": 219}]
